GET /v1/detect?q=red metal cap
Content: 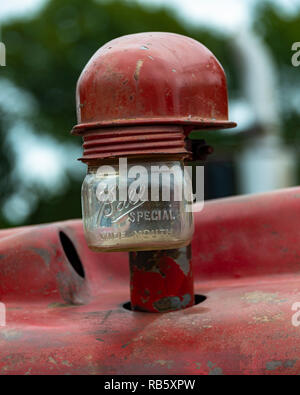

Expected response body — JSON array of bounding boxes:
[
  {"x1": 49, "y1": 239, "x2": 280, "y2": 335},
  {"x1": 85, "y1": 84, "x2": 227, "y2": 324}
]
[{"x1": 72, "y1": 32, "x2": 236, "y2": 160}]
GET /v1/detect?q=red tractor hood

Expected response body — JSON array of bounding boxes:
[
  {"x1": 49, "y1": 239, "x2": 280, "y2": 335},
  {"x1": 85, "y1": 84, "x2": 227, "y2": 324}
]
[{"x1": 1, "y1": 187, "x2": 300, "y2": 375}]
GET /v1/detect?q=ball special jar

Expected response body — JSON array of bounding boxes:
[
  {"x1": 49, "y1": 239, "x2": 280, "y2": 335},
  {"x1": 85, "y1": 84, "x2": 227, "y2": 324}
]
[{"x1": 81, "y1": 159, "x2": 194, "y2": 252}]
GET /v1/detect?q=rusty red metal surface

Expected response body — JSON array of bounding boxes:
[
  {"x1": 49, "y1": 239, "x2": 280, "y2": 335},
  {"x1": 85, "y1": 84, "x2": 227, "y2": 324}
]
[
  {"x1": 129, "y1": 246, "x2": 194, "y2": 313},
  {"x1": 1, "y1": 187, "x2": 300, "y2": 374},
  {"x1": 72, "y1": 32, "x2": 236, "y2": 136}
]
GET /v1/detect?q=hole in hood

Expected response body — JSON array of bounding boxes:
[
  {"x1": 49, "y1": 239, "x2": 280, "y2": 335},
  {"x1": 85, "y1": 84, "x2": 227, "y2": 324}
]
[{"x1": 59, "y1": 231, "x2": 85, "y2": 279}]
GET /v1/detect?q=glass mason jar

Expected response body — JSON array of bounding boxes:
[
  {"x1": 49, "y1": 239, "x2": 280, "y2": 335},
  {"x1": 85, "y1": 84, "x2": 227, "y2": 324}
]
[{"x1": 81, "y1": 159, "x2": 194, "y2": 252}]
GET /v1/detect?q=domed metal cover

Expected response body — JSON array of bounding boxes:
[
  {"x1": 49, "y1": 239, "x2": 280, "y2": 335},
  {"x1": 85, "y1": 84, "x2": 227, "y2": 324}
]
[{"x1": 72, "y1": 32, "x2": 236, "y2": 134}]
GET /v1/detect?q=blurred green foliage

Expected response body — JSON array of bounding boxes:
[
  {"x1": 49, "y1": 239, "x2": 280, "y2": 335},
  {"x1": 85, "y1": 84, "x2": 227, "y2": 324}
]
[
  {"x1": 0, "y1": 0, "x2": 234, "y2": 228},
  {"x1": 2, "y1": 0, "x2": 235, "y2": 143},
  {"x1": 0, "y1": 0, "x2": 299, "y2": 227},
  {"x1": 253, "y1": 2, "x2": 300, "y2": 144}
]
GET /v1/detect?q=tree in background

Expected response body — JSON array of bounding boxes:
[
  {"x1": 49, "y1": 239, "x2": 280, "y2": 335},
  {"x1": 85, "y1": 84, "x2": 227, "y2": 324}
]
[
  {"x1": 253, "y1": 2, "x2": 300, "y2": 146},
  {"x1": 0, "y1": 0, "x2": 299, "y2": 227},
  {"x1": 0, "y1": 0, "x2": 234, "y2": 228}
]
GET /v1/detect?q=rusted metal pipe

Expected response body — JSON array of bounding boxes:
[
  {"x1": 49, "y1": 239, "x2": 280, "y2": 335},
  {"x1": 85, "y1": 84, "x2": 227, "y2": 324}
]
[{"x1": 129, "y1": 245, "x2": 194, "y2": 313}]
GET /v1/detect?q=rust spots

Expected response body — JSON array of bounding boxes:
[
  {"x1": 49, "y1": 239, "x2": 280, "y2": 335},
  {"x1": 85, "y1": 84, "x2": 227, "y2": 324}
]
[
  {"x1": 251, "y1": 313, "x2": 284, "y2": 324},
  {"x1": 121, "y1": 341, "x2": 132, "y2": 349},
  {"x1": 62, "y1": 360, "x2": 72, "y2": 367},
  {"x1": 134, "y1": 60, "x2": 144, "y2": 82},
  {"x1": 242, "y1": 291, "x2": 287, "y2": 304},
  {"x1": 153, "y1": 294, "x2": 192, "y2": 313},
  {"x1": 130, "y1": 248, "x2": 191, "y2": 276},
  {"x1": 130, "y1": 246, "x2": 194, "y2": 312},
  {"x1": 101, "y1": 310, "x2": 113, "y2": 325},
  {"x1": 30, "y1": 247, "x2": 51, "y2": 267},
  {"x1": 0, "y1": 329, "x2": 23, "y2": 341},
  {"x1": 141, "y1": 289, "x2": 150, "y2": 304},
  {"x1": 266, "y1": 360, "x2": 296, "y2": 371},
  {"x1": 56, "y1": 270, "x2": 87, "y2": 306},
  {"x1": 174, "y1": 246, "x2": 191, "y2": 276},
  {"x1": 48, "y1": 356, "x2": 57, "y2": 365},
  {"x1": 130, "y1": 250, "x2": 166, "y2": 275},
  {"x1": 207, "y1": 361, "x2": 223, "y2": 375},
  {"x1": 154, "y1": 360, "x2": 174, "y2": 369},
  {"x1": 47, "y1": 302, "x2": 73, "y2": 309}
]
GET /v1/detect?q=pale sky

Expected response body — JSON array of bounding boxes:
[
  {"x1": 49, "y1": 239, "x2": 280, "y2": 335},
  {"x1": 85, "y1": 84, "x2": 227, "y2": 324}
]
[{"x1": 0, "y1": 0, "x2": 299, "y2": 32}]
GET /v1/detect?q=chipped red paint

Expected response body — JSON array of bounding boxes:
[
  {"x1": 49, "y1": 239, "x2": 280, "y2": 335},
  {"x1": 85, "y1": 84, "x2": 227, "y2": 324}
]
[
  {"x1": 1, "y1": 187, "x2": 300, "y2": 374},
  {"x1": 73, "y1": 33, "x2": 235, "y2": 132},
  {"x1": 72, "y1": 32, "x2": 236, "y2": 161},
  {"x1": 129, "y1": 247, "x2": 194, "y2": 313}
]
